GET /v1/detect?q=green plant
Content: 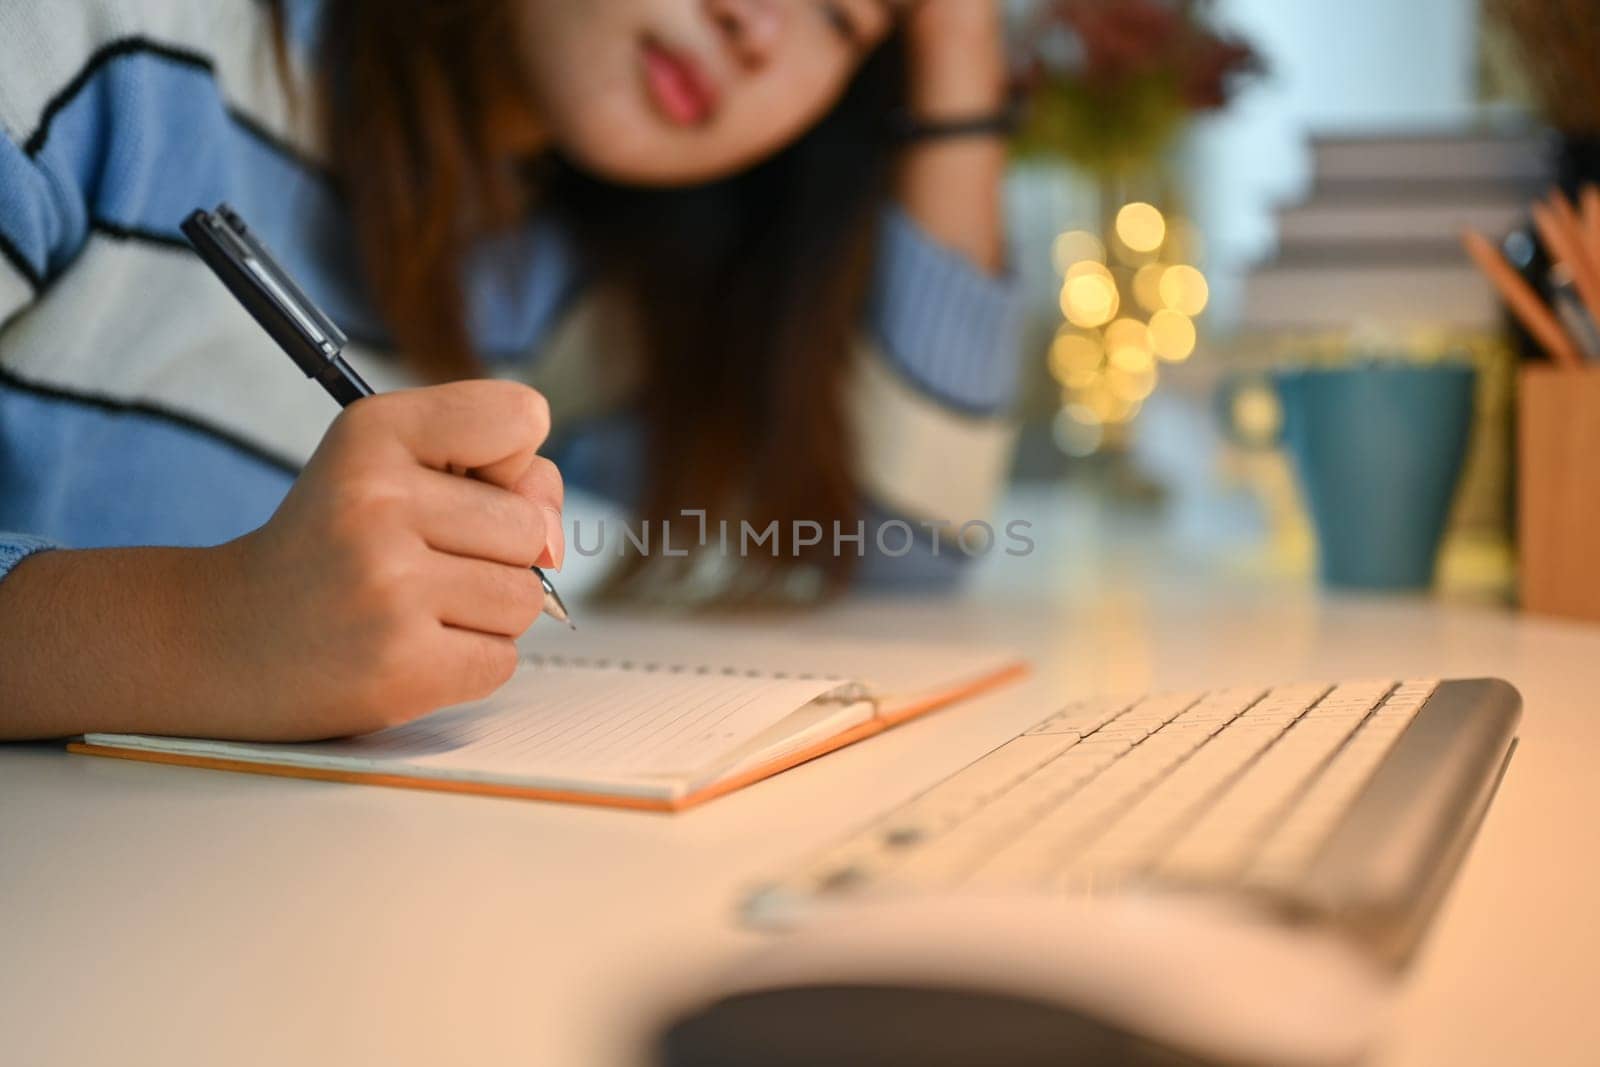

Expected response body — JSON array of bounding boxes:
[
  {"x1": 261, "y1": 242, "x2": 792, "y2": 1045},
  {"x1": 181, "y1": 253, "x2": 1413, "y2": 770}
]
[{"x1": 1012, "y1": 0, "x2": 1264, "y2": 175}]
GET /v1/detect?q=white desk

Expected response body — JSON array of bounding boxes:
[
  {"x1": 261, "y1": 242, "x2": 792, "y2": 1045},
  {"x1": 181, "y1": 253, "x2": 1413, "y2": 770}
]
[{"x1": 4, "y1": 534, "x2": 1600, "y2": 1065}]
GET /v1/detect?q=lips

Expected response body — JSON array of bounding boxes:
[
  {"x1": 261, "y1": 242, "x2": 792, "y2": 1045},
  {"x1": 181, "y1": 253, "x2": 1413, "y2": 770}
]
[{"x1": 641, "y1": 38, "x2": 720, "y2": 128}]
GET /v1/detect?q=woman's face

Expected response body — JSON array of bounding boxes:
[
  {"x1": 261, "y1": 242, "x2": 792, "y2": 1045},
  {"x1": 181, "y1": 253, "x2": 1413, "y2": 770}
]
[{"x1": 518, "y1": 0, "x2": 898, "y2": 186}]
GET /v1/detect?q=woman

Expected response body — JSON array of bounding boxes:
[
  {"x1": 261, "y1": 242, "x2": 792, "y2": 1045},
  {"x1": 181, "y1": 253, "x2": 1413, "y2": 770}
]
[{"x1": 0, "y1": 0, "x2": 1021, "y2": 741}]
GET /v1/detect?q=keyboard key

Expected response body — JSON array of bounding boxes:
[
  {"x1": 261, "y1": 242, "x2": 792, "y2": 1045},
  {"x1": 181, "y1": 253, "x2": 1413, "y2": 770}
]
[
  {"x1": 1154, "y1": 682, "x2": 1392, "y2": 884},
  {"x1": 1244, "y1": 683, "x2": 1435, "y2": 891},
  {"x1": 891, "y1": 734, "x2": 1082, "y2": 829},
  {"x1": 1025, "y1": 698, "x2": 1131, "y2": 736},
  {"x1": 755, "y1": 679, "x2": 1466, "y2": 918}
]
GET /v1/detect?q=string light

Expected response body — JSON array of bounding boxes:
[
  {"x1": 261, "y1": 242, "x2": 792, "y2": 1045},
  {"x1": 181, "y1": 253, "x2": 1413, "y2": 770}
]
[
  {"x1": 1159, "y1": 264, "x2": 1210, "y2": 316},
  {"x1": 1116, "y1": 202, "x2": 1166, "y2": 254},
  {"x1": 1109, "y1": 343, "x2": 1155, "y2": 375},
  {"x1": 1104, "y1": 318, "x2": 1149, "y2": 352},
  {"x1": 1049, "y1": 332, "x2": 1105, "y2": 389},
  {"x1": 1148, "y1": 309, "x2": 1197, "y2": 362},
  {"x1": 1232, "y1": 382, "x2": 1283, "y2": 446},
  {"x1": 1132, "y1": 264, "x2": 1168, "y2": 311},
  {"x1": 1053, "y1": 405, "x2": 1105, "y2": 458},
  {"x1": 1099, "y1": 389, "x2": 1142, "y2": 425},
  {"x1": 1048, "y1": 211, "x2": 1211, "y2": 457},
  {"x1": 1061, "y1": 272, "x2": 1119, "y2": 328},
  {"x1": 1107, "y1": 363, "x2": 1158, "y2": 403},
  {"x1": 1064, "y1": 259, "x2": 1113, "y2": 282}
]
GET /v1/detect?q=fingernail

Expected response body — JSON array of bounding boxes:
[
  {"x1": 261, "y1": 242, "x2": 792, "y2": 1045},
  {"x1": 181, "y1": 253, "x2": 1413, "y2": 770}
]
[{"x1": 542, "y1": 507, "x2": 566, "y2": 570}]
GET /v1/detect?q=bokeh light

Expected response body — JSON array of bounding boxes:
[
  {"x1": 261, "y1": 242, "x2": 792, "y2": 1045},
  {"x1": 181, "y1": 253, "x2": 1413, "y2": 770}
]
[
  {"x1": 1116, "y1": 202, "x2": 1167, "y2": 254},
  {"x1": 1232, "y1": 382, "x2": 1284, "y2": 446},
  {"x1": 1109, "y1": 343, "x2": 1155, "y2": 375},
  {"x1": 1076, "y1": 382, "x2": 1139, "y2": 426},
  {"x1": 1065, "y1": 259, "x2": 1113, "y2": 282},
  {"x1": 1132, "y1": 264, "x2": 1168, "y2": 312},
  {"x1": 1049, "y1": 204, "x2": 1211, "y2": 455},
  {"x1": 1107, "y1": 363, "x2": 1158, "y2": 403},
  {"x1": 1148, "y1": 309, "x2": 1197, "y2": 362},
  {"x1": 1159, "y1": 265, "x2": 1210, "y2": 316},
  {"x1": 1053, "y1": 405, "x2": 1105, "y2": 458},
  {"x1": 1104, "y1": 318, "x2": 1149, "y2": 353},
  {"x1": 1049, "y1": 332, "x2": 1105, "y2": 389},
  {"x1": 1061, "y1": 272, "x2": 1120, "y2": 328},
  {"x1": 1052, "y1": 230, "x2": 1107, "y2": 275}
]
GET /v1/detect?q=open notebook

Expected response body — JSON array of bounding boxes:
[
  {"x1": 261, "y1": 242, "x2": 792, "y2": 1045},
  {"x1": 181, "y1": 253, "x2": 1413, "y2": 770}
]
[{"x1": 70, "y1": 620, "x2": 1025, "y2": 812}]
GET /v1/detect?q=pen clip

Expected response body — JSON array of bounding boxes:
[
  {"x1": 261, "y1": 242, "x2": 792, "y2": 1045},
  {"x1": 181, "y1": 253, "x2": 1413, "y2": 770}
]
[
  {"x1": 181, "y1": 205, "x2": 349, "y2": 381},
  {"x1": 212, "y1": 206, "x2": 349, "y2": 353}
]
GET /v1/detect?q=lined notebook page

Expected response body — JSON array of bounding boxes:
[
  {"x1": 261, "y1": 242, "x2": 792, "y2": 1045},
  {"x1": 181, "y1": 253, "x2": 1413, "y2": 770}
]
[
  {"x1": 359, "y1": 663, "x2": 851, "y2": 775},
  {"x1": 527, "y1": 619, "x2": 1016, "y2": 701},
  {"x1": 87, "y1": 660, "x2": 851, "y2": 788}
]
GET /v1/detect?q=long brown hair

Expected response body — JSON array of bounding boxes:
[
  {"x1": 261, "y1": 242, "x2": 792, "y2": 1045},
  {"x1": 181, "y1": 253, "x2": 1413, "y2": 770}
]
[{"x1": 308, "y1": 1, "x2": 906, "y2": 602}]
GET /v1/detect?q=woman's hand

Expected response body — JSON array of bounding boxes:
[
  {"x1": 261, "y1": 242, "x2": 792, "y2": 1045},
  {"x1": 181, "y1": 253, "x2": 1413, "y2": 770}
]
[
  {"x1": 0, "y1": 380, "x2": 564, "y2": 743},
  {"x1": 220, "y1": 380, "x2": 564, "y2": 738}
]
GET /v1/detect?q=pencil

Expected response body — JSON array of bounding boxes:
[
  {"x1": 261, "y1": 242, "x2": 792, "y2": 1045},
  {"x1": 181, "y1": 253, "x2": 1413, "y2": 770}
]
[
  {"x1": 1549, "y1": 190, "x2": 1600, "y2": 282},
  {"x1": 1583, "y1": 185, "x2": 1600, "y2": 266},
  {"x1": 1461, "y1": 228, "x2": 1583, "y2": 370},
  {"x1": 1553, "y1": 190, "x2": 1600, "y2": 321},
  {"x1": 1533, "y1": 201, "x2": 1600, "y2": 331}
]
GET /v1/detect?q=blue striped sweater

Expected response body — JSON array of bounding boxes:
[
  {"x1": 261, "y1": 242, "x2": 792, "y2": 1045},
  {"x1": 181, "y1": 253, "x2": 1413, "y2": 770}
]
[{"x1": 0, "y1": 0, "x2": 1023, "y2": 591}]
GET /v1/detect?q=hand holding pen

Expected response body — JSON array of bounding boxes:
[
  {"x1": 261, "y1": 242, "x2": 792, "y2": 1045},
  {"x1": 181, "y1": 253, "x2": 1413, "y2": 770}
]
[
  {"x1": 171, "y1": 206, "x2": 571, "y2": 737},
  {"x1": 184, "y1": 206, "x2": 573, "y2": 629}
]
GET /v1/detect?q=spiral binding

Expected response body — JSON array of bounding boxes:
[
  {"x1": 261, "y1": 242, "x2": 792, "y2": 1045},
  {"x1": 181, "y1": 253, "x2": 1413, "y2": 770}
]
[{"x1": 517, "y1": 653, "x2": 873, "y2": 705}]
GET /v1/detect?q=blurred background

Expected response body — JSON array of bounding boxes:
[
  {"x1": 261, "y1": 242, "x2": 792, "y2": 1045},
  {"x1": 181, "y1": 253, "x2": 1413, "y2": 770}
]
[{"x1": 982, "y1": 0, "x2": 1596, "y2": 602}]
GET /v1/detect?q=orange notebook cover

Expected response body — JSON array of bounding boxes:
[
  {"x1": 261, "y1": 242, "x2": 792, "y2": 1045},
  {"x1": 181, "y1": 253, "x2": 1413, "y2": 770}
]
[{"x1": 70, "y1": 626, "x2": 1026, "y2": 813}]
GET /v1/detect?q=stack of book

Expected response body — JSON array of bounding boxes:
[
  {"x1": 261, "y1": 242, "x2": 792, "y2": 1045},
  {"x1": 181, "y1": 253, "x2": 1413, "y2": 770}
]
[{"x1": 1241, "y1": 128, "x2": 1547, "y2": 332}]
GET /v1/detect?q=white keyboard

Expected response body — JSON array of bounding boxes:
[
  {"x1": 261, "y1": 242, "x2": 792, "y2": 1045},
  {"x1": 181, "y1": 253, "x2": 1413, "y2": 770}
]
[{"x1": 746, "y1": 678, "x2": 1521, "y2": 961}]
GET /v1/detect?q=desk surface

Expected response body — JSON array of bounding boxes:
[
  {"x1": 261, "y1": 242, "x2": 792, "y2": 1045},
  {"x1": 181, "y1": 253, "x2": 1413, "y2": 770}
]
[{"x1": 4, "y1": 521, "x2": 1599, "y2": 1066}]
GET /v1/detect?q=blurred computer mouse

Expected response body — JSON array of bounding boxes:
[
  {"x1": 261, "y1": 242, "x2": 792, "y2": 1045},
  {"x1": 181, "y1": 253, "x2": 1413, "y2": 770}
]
[{"x1": 657, "y1": 892, "x2": 1393, "y2": 1067}]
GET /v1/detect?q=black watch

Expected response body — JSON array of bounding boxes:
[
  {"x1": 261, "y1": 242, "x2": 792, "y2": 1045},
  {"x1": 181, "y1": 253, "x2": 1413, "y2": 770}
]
[{"x1": 889, "y1": 102, "x2": 1021, "y2": 143}]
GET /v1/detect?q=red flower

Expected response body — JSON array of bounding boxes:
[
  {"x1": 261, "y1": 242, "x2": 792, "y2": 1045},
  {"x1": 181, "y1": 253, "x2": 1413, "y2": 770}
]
[
  {"x1": 1020, "y1": 0, "x2": 1263, "y2": 113},
  {"x1": 1180, "y1": 34, "x2": 1263, "y2": 111}
]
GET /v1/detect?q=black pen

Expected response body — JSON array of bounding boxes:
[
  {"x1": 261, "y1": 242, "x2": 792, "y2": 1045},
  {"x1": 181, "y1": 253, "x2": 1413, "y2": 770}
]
[{"x1": 181, "y1": 204, "x2": 574, "y2": 629}]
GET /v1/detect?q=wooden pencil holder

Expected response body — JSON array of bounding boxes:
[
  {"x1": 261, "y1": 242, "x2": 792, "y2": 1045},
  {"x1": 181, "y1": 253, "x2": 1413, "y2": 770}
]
[{"x1": 1519, "y1": 366, "x2": 1600, "y2": 622}]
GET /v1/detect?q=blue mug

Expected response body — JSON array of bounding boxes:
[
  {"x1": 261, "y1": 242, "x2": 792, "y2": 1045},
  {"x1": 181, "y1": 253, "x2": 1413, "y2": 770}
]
[{"x1": 1274, "y1": 362, "x2": 1477, "y2": 591}]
